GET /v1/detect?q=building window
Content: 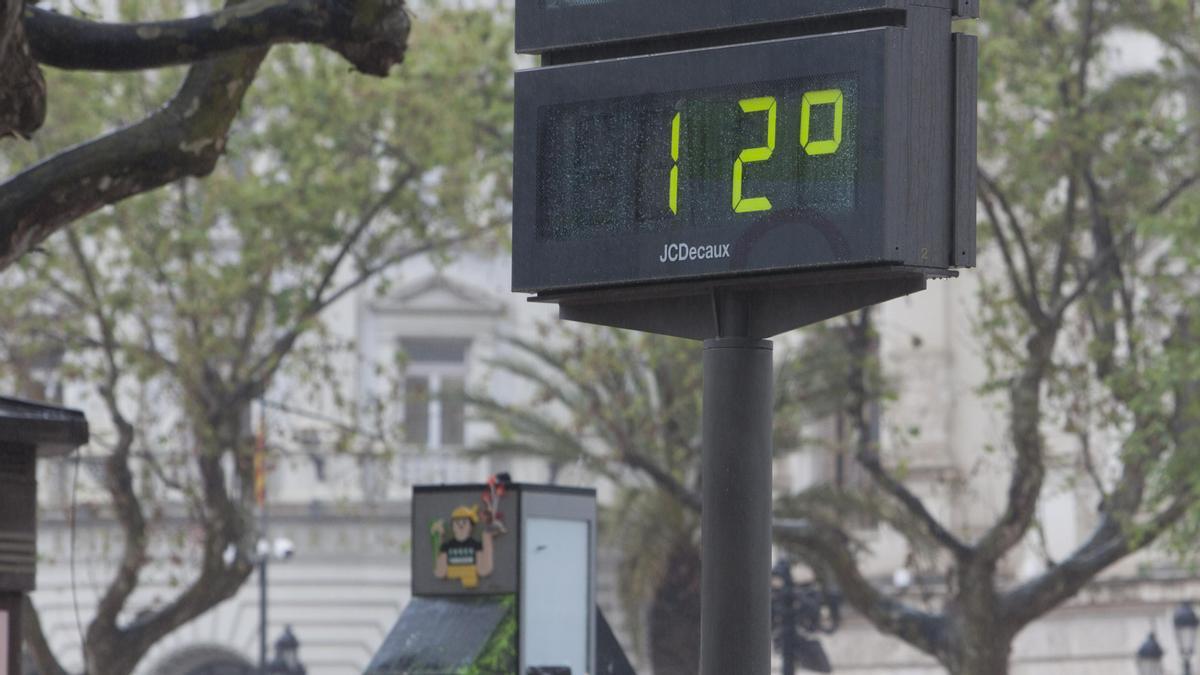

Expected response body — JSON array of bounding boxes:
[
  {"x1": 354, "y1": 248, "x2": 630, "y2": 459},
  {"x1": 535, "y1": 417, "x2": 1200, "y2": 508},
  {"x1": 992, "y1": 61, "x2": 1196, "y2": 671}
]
[{"x1": 401, "y1": 337, "x2": 470, "y2": 448}]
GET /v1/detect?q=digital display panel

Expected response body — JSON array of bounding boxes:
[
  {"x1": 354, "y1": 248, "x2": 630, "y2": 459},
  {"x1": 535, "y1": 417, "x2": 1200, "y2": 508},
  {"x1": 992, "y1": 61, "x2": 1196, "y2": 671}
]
[
  {"x1": 514, "y1": 30, "x2": 899, "y2": 292},
  {"x1": 537, "y1": 75, "x2": 858, "y2": 242},
  {"x1": 513, "y1": 26, "x2": 971, "y2": 294},
  {"x1": 512, "y1": 0, "x2": 977, "y2": 300}
]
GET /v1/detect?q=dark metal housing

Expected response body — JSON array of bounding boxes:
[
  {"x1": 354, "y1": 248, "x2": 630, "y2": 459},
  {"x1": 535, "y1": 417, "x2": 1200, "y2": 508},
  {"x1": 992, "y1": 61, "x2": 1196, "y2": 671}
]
[
  {"x1": 513, "y1": 2, "x2": 977, "y2": 338},
  {"x1": 516, "y1": 0, "x2": 978, "y2": 57}
]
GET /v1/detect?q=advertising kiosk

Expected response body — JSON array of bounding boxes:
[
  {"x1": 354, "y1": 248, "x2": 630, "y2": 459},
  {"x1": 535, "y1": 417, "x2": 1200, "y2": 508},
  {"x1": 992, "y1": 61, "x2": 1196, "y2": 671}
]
[{"x1": 365, "y1": 481, "x2": 634, "y2": 674}]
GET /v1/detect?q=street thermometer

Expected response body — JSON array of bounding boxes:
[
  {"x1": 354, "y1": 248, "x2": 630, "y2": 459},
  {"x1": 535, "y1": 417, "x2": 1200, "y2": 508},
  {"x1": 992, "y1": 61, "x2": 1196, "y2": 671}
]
[{"x1": 511, "y1": 2, "x2": 979, "y2": 672}]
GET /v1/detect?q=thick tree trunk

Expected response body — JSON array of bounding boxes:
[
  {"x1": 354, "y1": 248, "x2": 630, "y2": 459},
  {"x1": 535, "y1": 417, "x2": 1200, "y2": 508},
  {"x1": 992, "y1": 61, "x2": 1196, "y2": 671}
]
[
  {"x1": 947, "y1": 645, "x2": 1013, "y2": 675},
  {"x1": 940, "y1": 563, "x2": 1015, "y2": 675},
  {"x1": 649, "y1": 537, "x2": 702, "y2": 675},
  {"x1": 21, "y1": 597, "x2": 69, "y2": 675},
  {"x1": 77, "y1": 411, "x2": 256, "y2": 675}
]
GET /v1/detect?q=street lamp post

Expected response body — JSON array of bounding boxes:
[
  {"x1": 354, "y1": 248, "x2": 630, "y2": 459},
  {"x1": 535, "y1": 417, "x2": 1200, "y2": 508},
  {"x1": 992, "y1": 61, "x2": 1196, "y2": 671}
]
[
  {"x1": 772, "y1": 560, "x2": 798, "y2": 675},
  {"x1": 770, "y1": 559, "x2": 841, "y2": 674},
  {"x1": 259, "y1": 536, "x2": 268, "y2": 675},
  {"x1": 266, "y1": 625, "x2": 306, "y2": 675},
  {"x1": 1136, "y1": 602, "x2": 1199, "y2": 675},
  {"x1": 1139, "y1": 633, "x2": 1166, "y2": 675},
  {"x1": 255, "y1": 536, "x2": 295, "y2": 675},
  {"x1": 1175, "y1": 603, "x2": 1199, "y2": 675},
  {"x1": 251, "y1": 402, "x2": 297, "y2": 675}
]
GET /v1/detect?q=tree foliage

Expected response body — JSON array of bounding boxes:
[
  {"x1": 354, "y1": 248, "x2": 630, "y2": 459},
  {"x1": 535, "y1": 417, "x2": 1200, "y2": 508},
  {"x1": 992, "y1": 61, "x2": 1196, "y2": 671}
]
[
  {"x1": 0, "y1": 3, "x2": 512, "y2": 673},
  {"x1": 774, "y1": 2, "x2": 1200, "y2": 673}
]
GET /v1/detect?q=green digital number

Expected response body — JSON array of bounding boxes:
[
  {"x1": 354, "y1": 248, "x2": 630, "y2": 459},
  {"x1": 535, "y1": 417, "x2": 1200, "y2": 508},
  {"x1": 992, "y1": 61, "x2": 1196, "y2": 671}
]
[
  {"x1": 670, "y1": 112, "x2": 681, "y2": 215},
  {"x1": 800, "y1": 89, "x2": 844, "y2": 156},
  {"x1": 733, "y1": 96, "x2": 776, "y2": 214}
]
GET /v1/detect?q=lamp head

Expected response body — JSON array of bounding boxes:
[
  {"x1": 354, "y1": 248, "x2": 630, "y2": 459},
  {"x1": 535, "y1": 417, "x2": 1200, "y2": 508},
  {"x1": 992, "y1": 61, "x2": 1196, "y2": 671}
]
[
  {"x1": 1175, "y1": 602, "x2": 1199, "y2": 657},
  {"x1": 1137, "y1": 631, "x2": 1165, "y2": 675},
  {"x1": 273, "y1": 625, "x2": 302, "y2": 672}
]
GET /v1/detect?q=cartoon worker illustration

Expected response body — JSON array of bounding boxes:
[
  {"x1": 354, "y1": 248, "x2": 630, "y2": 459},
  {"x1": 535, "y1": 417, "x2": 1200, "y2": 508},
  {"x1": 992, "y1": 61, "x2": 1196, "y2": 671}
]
[{"x1": 431, "y1": 504, "x2": 499, "y2": 589}]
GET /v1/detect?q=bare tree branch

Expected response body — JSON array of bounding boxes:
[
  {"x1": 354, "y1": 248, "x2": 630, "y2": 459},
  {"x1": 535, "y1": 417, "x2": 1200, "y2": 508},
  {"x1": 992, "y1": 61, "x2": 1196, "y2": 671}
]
[
  {"x1": 26, "y1": 0, "x2": 408, "y2": 76},
  {"x1": 1081, "y1": 168, "x2": 1134, "y2": 379},
  {"x1": 0, "y1": 0, "x2": 412, "y2": 272},
  {"x1": 774, "y1": 518, "x2": 949, "y2": 659},
  {"x1": 1045, "y1": 0, "x2": 1097, "y2": 309},
  {"x1": 622, "y1": 449, "x2": 703, "y2": 513},
  {"x1": 103, "y1": 417, "x2": 256, "y2": 673},
  {"x1": 844, "y1": 310, "x2": 971, "y2": 558},
  {"x1": 980, "y1": 169, "x2": 1045, "y2": 320},
  {"x1": 1047, "y1": 174, "x2": 1079, "y2": 310},
  {"x1": 978, "y1": 174, "x2": 1043, "y2": 322},
  {"x1": 1152, "y1": 170, "x2": 1200, "y2": 215},
  {"x1": 1000, "y1": 496, "x2": 1190, "y2": 629},
  {"x1": 238, "y1": 227, "x2": 492, "y2": 397},
  {"x1": 65, "y1": 230, "x2": 151, "y2": 653},
  {"x1": 856, "y1": 450, "x2": 971, "y2": 557},
  {"x1": 1075, "y1": 428, "x2": 1111, "y2": 504},
  {"x1": 21, "y1": 596, "x2": 69, "y2": 675},
  {"x1": 56, "y1": 226, "x2": 262, "y2": 673},
  {"x1": 228, "y1": 164, "x2": 417, "y2": 384},
  {"x1": 0, "y1": 48, "x2": 267, "y2": 270},
  {"x1": 975, "y1": 327, "x2": 1057, "y2": 562},
  {"x1": 1047, "y1": 227, "x2": 1132, "y2": 321},
  {"x1": 1101, "y1": 315, "x2": 1200, "y2": 523}
]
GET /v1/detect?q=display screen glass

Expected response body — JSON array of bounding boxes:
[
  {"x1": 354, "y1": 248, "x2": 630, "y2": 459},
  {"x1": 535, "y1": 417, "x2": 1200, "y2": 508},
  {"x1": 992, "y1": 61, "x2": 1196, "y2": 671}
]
[
  {"x1": 512, "y1": 28, "x2": 905, "y2": 293},
  {"x1": 536, "y1": 75, "x2": 859, "y2": 241}
]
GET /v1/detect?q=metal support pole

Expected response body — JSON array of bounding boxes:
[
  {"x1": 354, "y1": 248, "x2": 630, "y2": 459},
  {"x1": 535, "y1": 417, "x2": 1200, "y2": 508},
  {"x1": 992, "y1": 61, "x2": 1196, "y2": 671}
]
[
  {"x1": 260, "y1": 541, "x2": 268, "y2": 674},
  {"x1": 701, "y1": 337, "x2": 773, "y2": 675},
  {"x1": 259, "y1": 489, "x2": 269, "y2": 675},
  {"x1": 257, "y1": 399, "x2": 269, "y2": 675}
]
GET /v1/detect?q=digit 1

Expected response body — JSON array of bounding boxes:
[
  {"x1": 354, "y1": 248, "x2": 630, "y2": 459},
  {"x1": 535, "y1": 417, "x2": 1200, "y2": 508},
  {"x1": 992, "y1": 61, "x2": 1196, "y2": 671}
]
[
  {"x1": 670, "y1": 112, "x2": 681, "y2": 215},
  {"x1": 733, "y1": 96, "x2": 776, "y2": 214},
  {"x1": 800, "y1": 89, "x2": 844, "y2": 156}
]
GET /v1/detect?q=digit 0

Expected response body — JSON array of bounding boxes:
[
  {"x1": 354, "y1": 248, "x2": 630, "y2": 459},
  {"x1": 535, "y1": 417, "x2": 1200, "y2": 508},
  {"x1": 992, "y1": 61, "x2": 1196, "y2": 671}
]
[
  {"x1": 800, "y1": 89, "x2": 844, "y2": 156},
  {"x1": 733, "y1": 96, "x2": 776, "y2": 214}
]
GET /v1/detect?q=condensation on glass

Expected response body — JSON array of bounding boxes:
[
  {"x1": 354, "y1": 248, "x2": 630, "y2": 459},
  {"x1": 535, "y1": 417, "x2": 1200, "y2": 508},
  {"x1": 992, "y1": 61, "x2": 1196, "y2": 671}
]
[{"x1": 537, "y1": 75, "x2": 859, "y2": 241}]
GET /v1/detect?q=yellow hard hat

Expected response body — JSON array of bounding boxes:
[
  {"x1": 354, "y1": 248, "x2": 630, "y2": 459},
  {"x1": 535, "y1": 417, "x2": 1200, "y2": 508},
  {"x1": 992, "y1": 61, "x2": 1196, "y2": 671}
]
[{"x1": 451, "y1": 505, "x2": 479, "y2": 523}]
